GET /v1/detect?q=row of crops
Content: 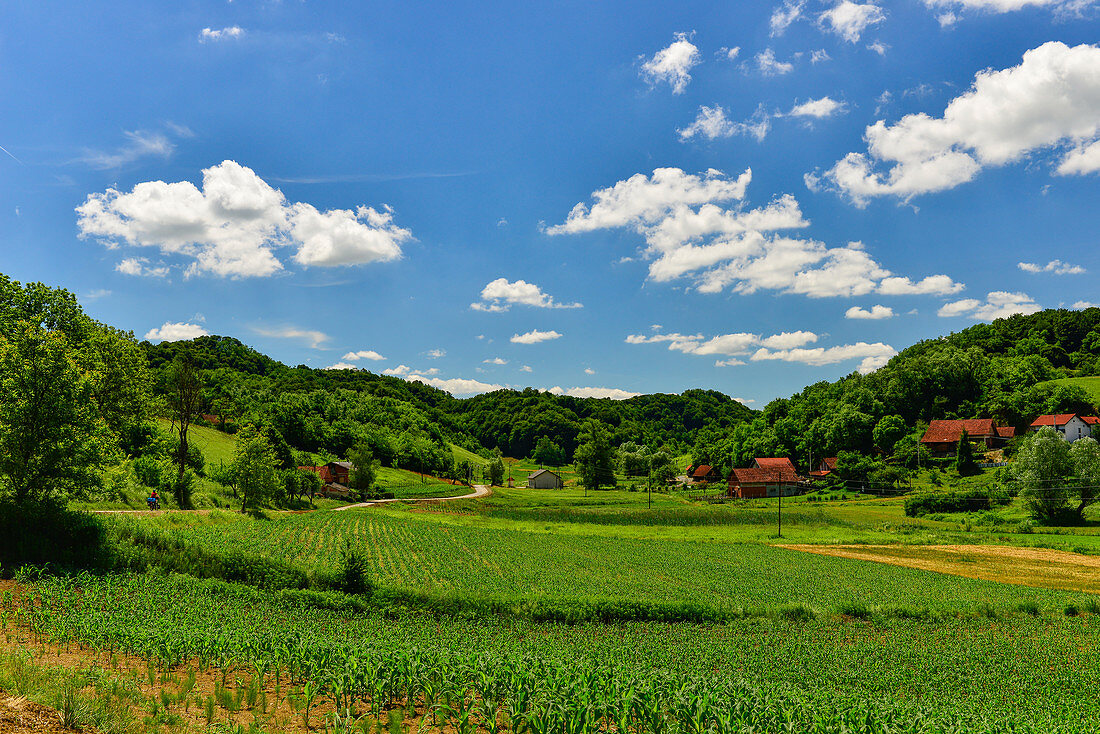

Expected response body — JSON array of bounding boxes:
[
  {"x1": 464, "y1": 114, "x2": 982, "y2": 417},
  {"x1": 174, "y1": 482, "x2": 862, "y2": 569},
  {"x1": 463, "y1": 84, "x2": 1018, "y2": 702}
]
[
  {"x1": 104, "y1": 508, "x2": 1089, "y2": 616},
  {"x1": 7, "y1": 572, "x2": 1100, "y2": 733}
]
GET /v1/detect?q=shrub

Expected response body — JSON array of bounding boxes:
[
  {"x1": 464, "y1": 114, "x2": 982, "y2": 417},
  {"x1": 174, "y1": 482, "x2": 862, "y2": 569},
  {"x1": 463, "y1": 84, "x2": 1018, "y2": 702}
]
[
  {"x1": 903, "y1": 486, "x2": 1011, "y2": 517},
  {"x1": 336, "y1": 545, "x2": 374, "y2": 596}
]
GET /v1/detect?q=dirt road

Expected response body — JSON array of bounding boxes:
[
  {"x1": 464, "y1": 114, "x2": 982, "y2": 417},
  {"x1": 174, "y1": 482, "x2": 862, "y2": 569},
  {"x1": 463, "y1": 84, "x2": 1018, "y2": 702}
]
[{"x1": 334, "y1": 484, "x2": 491, "y2": 511}]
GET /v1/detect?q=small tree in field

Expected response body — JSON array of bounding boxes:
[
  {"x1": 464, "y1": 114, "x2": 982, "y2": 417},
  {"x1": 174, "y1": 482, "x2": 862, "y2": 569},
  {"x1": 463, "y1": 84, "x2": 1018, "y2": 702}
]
[
  {"x1": 347, "y1": 440, "x2": 379, "y2": 494},
  {"x1": 488, "y1": 458, "x2": 505, "y2": 486},
  {"x1": 234, "y1": 425, "x2": 280, "y2": 513},
  {"x1": 574, "y1": 419, "x2": 615, "y2": 493}
]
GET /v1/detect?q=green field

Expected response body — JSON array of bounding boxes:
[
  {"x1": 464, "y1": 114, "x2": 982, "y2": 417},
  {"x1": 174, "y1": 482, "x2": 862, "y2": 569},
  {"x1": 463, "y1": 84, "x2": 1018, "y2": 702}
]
[
  {"x1": 102, "y1": 497, "x2": 1092, "y2": 617},
  {"x1": 11, "y1": 569, "x2": 1100, "y2": 733}
]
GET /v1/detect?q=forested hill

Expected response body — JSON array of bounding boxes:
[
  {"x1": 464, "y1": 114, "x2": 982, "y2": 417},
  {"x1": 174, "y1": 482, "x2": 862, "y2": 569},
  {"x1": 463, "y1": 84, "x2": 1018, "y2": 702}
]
[
  {"x1": 699, "y1": 307, "x2": 1100, "y2": 473},
  {"x1": 5, "y1": 271, "x2": 1099, "y2": 471},
  {"x1": 141, "y1": 335, "x2": 756, "y2": 461}
]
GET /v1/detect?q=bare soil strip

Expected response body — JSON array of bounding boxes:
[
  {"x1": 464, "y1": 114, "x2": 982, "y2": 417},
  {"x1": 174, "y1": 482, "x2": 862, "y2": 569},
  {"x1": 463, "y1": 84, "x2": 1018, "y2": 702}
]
[{"x1": 779, "y1": 544, "x2": 1100, "y2": 594}]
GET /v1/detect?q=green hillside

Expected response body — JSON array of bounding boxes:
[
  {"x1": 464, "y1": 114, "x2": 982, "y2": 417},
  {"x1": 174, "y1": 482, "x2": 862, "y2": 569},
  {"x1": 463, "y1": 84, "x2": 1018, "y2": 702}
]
[
  {"x1": 1039, "y1": 376, "x2": 1100, "y2": 406},
  {"x1": 155, "y1": 418, "x2": 237, "y2": 465}
]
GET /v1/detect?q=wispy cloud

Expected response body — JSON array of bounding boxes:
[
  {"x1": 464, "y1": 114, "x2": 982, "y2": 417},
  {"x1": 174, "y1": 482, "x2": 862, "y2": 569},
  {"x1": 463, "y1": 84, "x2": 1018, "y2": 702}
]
[{"x1": 251, "y1": 325, "x2": 330, "y2": 348}]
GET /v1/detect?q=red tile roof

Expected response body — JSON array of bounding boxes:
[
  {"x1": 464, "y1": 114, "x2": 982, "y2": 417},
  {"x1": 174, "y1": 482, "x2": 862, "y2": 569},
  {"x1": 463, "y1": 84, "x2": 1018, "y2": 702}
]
[
  {"x1": 752, "y1": 457, "x2": 799, "y2": 481},
  {"x1": 1030, "y1": 414, "x2": 1095, "y2": 427},
  {"x1": 1085, "y1": 417, "x2": 1100, "y2": 426},
  {"x1": 692, "y1": 464, "x2": 716, "y2": 478},
  {"x1": 821, "y1": 457, "x2": 837, "y2": 470},
  {"x1": 729, "y1": 467, "x2": 784, "y2": 484},
  {"x1": 995, "y1": 425, "x2": 1016, "y2": 438},
  {"x1": 921, "y1": 419, "x2": 999, "y2": 443}
]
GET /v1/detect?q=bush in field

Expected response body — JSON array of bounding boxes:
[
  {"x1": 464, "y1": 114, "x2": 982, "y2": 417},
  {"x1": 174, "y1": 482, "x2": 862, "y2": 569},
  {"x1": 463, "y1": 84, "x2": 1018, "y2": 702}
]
[{"x1": 904, "y1": 486, "x2": 1011, "y2": 517}]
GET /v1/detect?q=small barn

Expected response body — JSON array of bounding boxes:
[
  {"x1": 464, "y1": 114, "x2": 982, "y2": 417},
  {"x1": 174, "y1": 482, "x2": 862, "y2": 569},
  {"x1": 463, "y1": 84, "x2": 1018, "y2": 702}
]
[
  {"x1": 326, "y1": 461, "x2": 354, "y2": 485},
  {"x1": 690, "y1": 464, "x2": 721, "y2": 483},
  {"x1": 727, "y1": 467, "x2": 802, "y2": 499},
  {"x1": 528, "y1": 468, "x2": 564, "y2": 489}
]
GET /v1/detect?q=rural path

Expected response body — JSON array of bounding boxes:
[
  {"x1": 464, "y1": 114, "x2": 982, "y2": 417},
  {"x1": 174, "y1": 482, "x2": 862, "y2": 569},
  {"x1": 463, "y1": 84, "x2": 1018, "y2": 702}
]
[{"x1": 334, "y1": 484, "x2": 492, "y2": 512}]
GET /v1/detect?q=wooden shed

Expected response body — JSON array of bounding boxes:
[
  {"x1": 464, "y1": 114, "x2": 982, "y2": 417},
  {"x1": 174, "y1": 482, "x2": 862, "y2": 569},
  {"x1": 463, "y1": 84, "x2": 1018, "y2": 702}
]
[{"x1": 527, "y1": 469, "x2": 564, "y2": 489}]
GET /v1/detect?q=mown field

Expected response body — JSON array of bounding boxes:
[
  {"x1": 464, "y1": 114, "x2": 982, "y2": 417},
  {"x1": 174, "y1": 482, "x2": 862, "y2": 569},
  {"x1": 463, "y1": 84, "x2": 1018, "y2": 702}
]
[{"x1": 9, "y1": 571, "x2": 1100, "y2": 733}]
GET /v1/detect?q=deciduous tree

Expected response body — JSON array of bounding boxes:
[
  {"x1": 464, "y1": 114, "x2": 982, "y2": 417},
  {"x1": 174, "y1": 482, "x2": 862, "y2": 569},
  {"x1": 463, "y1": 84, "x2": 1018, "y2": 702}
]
[
  {"x1": 574, "y1": 419, "x2": 615, "y2": 493},
  {"x1": 233, "y1": 424, "x2": 280, "y2": 512},
  {"x1": 1015, "y1": 427, "x2": 1072, "y2": 523},
  {"x1": 0, "y1": 324, "x2": 108, "y2": 504}
]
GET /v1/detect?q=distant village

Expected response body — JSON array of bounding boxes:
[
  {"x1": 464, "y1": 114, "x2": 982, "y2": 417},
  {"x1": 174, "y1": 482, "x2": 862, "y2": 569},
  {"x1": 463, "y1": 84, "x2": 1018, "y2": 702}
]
[
  {"x1": 294, "y1": 412, "x2": 1099, "y2": 501},
  {"x1": 692, "y1": 412, "x2": 1099, "y2": 499}
]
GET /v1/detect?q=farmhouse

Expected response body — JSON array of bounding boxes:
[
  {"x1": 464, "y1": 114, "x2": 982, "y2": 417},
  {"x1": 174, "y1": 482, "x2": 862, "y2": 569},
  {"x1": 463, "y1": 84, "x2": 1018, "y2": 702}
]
[
  {"x1": 527, "y1": 468, "x2": 564, "y2": 489},
  {"x1": 690, "y1": 464, "x2": 721, "y2": 483},
  {"x1": 920, "y1": 419, "x2": 1015, "y2": 457},
  {"x1": 1030, "y1": 413, "x2": 1099, "y2": 442},
  {"x1": 727, "y1": 467, "x2": 802, "y2": 499},
  {"x1": 751, "y1": 457, "x2": 800, "y2": 482}
]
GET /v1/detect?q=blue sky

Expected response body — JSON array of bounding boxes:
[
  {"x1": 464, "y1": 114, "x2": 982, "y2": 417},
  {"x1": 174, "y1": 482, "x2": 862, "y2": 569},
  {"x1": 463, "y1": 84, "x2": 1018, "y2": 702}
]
[{"x1": 2, "y1": 1, "x2": 1099, "y2": 406}]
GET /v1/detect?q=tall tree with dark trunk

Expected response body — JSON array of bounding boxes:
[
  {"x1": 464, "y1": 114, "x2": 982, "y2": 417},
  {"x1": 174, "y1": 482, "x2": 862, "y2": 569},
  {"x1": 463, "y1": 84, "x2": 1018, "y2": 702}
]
[{"x1": 166, "y1": 356, "x2": 203, "y2": 509}]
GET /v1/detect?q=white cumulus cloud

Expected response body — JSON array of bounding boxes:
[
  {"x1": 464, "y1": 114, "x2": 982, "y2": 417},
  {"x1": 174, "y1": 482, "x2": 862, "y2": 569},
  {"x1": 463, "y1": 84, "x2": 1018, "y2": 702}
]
[
  {"x1": 938, "y1": 291, "x2": 1040, "y2": 320},
  {"x1": 77, "y1": 160, "x2": 410, "y2": 278},
  {"x1": 756, "y1": 48, "x2": 794, "y2": 75},
  {"x1": 788, "y1": 97, "x2": 847, "y2": 119},
  {"x1": 818, "y1": 2, "x2": 886, "y2": 42},
  {"x1": 821, "y1": 42, "x2": 1100, "y2": 205},
  {"x1": 144, "y1": 322, "x2": 209, "y2": 342},
  {"x1": 116, "y1": 257, "x2": 169, "y2": 277},
  {"x1": 547, "y1": 386, "x2": 641, "y2": 400},
  {"x1": 679, "y1": 106, "x2": 771, "y2": 142},
  {"x1": 325, "y1": 362, "x2": 360, "y2": 371},
  {"x1": 1018, "y1": 259, "x2": 1085, "y2": 275},
  {"x1": 471, "y1": 278, "x2": 582, "y2": 311},
  {"x1": 342, "y1": 350, "x2": 386, "y2": 361},
  {"x1": 383, "y1": 364, "x2": 412, "y2": 376},
  {"x1": 640, "y1": 32, "x2": 701, "y2": 94},
  {"x1": 200, "y1": 26, "x2": 244, "y2": 42},
  {"x1": 483, "y1": 357, "x2": 508, "y2": 365},
  {"x1": 406, "y1": 374, "x2": 504, "y2": 396},
  {"x1": 629, "y1": 328, "x2": 893, "y2": 373},
  {"x1": 922, "y1": 0, "x2": 1093, "y2": 18},
  {"x1": 770, "y1": 0, "x2": 806, "y2": 34},
  {"x1": 1073, "y1": 301, "x2": 1098, "y2": 309},
  {"x1": 846, "y1": 304, "x2": 895, "y2": 319},
  {"x1": 549, "y1": 167, "x2": 961, "y2": 298},
  {"x1": 511, "y1": 329, "x2": 563, "y2": 344},
  {"x1": 751, "y1": 342, "x2": 897, "y2": 374}
]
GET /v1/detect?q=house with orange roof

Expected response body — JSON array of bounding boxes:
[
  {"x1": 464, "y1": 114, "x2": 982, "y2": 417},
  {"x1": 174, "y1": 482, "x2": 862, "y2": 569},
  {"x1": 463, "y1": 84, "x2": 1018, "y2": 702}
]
[
  {"x1": 920, "y1": 419, "x2": 1015, "y2": 457},
  {"x1": 1030, "y1": 413, "x2": 1098, "y2": 442}
]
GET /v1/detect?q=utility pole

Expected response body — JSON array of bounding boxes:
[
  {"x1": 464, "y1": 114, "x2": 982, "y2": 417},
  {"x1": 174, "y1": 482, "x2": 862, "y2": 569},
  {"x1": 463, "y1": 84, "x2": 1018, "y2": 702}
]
[{"x1": 777, "y1": 484, "x2": 783, "y2": 537}]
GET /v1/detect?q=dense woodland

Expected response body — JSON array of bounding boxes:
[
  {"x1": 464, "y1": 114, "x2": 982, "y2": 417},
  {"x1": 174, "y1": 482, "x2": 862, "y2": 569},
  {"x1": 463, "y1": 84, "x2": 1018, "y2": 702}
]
[{"x1": 1, "y1": 272, "x2": 1099, "y2": 510}]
